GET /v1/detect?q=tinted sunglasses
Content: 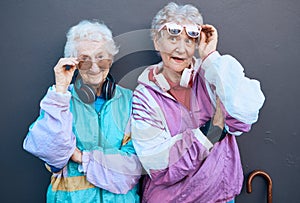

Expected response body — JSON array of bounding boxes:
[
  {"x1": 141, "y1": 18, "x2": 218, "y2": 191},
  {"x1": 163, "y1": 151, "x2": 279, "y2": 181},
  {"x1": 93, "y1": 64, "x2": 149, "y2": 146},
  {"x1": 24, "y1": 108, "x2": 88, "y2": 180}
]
[
  {"x1": 77, "y1": 59, "x2": 112, "y2": 71},
  {"x1": 158, "y1": 22, "x2": 201, "y2": 38}
]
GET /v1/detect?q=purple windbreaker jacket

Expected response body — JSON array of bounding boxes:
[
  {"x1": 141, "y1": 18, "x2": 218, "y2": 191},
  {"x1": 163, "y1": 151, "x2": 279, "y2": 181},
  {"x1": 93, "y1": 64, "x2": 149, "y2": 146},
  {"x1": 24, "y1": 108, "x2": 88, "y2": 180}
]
[{"x1": 131, "y1": 51, "x2": 265, "y2": 203}]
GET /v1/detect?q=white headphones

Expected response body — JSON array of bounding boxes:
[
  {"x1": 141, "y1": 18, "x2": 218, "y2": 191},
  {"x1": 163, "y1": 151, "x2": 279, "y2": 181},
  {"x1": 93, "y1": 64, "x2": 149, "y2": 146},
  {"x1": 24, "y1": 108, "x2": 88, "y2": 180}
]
[
  {"x1": 180, "y1": 68, "x2": 193, "y2": 87},
  {"x1": 153, "y1": 65, "x2": 194, "y2": 92}
]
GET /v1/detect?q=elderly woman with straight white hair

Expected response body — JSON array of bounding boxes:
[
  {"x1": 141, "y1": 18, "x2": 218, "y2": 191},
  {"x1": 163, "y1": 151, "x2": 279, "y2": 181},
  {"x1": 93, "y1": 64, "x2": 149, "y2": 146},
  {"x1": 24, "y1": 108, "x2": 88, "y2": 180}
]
[
  {"x1": 23, "y1": 20, "x2": 142, "y2": 203},
  {"x1": 131, "y1": 2, "x2": 265, "y2": 203}
]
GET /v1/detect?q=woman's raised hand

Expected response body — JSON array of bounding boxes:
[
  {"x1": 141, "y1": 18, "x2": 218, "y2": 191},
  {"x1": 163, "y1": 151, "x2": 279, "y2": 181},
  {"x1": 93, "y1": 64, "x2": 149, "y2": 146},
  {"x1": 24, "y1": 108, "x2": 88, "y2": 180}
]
[
  {"x1": 198, "y1": 24, "x2": 218, "y2": 59},
  {"x1": 54, "y1": 58, "x2": 78, "y2": 93}
]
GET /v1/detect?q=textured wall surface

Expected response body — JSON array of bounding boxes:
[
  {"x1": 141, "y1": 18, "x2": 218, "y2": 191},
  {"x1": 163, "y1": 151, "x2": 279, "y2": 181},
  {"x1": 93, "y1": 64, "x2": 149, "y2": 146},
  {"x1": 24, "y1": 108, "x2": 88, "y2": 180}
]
[{"x1": 0, "y1": 0, "x2": 299, "y2": 202}]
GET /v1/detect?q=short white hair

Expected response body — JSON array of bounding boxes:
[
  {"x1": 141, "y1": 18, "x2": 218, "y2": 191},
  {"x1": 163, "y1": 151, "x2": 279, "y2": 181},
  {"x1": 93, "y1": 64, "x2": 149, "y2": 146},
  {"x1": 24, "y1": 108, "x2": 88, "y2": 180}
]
[
  {"x1": 151, "y1": 2, "x2": 203, "y2": 39},
  {"x1": 64, "y1": 20, "x2": 119, "y2": 58}
]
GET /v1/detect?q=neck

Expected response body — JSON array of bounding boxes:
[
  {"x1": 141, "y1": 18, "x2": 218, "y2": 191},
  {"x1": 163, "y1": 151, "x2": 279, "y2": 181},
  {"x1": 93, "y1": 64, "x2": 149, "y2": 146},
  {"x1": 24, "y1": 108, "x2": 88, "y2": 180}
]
[
  {"x1": 160, "y1": 59, "x2": 194, "y2": 83},
  {"x1": 90, "y1": 83, "x2": 103, "y2": 97},
  {"x1": 162, "y1": 68, "x2": 182, "y2": 84}
]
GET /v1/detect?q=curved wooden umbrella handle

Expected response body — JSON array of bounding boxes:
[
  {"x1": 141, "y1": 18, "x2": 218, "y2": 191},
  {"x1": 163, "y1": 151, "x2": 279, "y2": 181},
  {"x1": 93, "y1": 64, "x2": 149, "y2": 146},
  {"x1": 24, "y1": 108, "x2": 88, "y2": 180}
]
[{"x1": 247, "y1": 170, "x2": 273, "y2": 203}]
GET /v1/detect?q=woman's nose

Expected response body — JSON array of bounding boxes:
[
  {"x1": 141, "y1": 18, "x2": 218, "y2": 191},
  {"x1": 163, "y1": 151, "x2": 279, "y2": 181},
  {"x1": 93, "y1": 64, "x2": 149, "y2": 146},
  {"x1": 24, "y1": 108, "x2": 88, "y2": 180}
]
[
  {"x1": 175, "y1": 39, "x2": 186, "y2": 53},
  {"x1": 90, "y1": 61, "x2": 100, "y2": 71}
]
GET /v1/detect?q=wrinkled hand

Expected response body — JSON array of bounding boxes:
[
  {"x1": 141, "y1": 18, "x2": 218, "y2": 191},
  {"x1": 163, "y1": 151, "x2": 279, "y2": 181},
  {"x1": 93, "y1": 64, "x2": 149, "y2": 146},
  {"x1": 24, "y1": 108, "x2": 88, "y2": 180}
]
[
  {"x1": 54, "y1": 57, "x2": 78, "y2": 93},
  {"x1": 71, "y1": 147, "x2": 82, "y2": 164},
  {"x1": 198, "y1": 24, "x2": 218, "y2": 59}
]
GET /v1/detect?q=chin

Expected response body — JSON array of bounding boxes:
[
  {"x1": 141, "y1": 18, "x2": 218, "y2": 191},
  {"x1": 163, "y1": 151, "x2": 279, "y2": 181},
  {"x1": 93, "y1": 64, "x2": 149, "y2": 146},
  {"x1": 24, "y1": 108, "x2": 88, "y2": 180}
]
[
  {"x1": 84, "y1": 75, "x2": 104, "y2": 84},
  {"x1": 82, "y1": 78, "x2": 102, "y2": 87},
  {"x1": 172, "y1": 64, "x2": 189, "y2": 72}
]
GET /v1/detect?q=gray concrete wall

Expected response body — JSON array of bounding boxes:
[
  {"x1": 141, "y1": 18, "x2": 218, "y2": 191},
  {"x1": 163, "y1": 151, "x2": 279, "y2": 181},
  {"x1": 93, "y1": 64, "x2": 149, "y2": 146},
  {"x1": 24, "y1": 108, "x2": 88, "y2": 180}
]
[{"x1": 1, "y1": 0, "x2": 299, "y2": 202}]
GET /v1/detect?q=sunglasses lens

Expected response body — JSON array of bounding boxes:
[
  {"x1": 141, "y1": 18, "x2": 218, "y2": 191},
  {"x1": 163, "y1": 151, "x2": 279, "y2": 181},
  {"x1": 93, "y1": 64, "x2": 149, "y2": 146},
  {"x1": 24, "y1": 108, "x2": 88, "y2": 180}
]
[
  {"x1": 164, "y1": 23, "x2": 200, "y2": 38},
  {"x1": 166, "y1": 23, "x2": 182, "y2": 36},
  {"x1": 96, "y1": 59, "x2": 111, "y2": 70},
  {"x1": 78, "y1": 61, "x2": 92, "y2": 70},
  {"x1": 186, "y1": 25, "x2": 200, "y2": 38},
  {"x1": 168, "y1": 28, "x2": 182, "y2": 35},
  {"x1": 78, "y1": 59, "x2": 111, "y2": 70},
  {"x1": 187, "y1": 30, "x2": 200, "y2": 38}
]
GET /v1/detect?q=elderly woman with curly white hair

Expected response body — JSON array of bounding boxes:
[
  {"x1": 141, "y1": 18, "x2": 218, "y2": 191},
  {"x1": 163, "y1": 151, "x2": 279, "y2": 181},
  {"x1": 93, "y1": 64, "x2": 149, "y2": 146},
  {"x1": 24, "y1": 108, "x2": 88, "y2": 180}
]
[
  {"x1": 23, "y1": 20, "x2": 142, "y2": 202},
  {"x1": 131, "y1": 2, "x2": 265, "y2": 203}
]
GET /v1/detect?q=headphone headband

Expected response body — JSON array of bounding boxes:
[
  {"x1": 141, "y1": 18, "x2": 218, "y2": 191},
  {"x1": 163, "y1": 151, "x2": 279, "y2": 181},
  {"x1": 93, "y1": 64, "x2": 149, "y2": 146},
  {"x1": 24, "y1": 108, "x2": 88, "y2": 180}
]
[{"x1": 74, "y1": 73, "x2": 116, "y2": 104}]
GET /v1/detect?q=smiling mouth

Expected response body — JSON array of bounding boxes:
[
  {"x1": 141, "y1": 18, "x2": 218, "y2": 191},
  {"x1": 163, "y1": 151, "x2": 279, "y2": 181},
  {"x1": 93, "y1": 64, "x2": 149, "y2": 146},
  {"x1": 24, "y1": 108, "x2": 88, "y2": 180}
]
[{"x1": 171, "y1": 56, "x2": 185, "y2": 63}]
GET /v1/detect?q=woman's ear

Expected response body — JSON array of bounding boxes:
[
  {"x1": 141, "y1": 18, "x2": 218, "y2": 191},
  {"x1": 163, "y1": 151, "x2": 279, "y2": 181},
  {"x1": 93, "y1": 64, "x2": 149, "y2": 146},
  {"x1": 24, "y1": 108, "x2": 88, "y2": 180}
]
[{"x1": 153, "y1": 35, "x2": 160, "y2": 51}]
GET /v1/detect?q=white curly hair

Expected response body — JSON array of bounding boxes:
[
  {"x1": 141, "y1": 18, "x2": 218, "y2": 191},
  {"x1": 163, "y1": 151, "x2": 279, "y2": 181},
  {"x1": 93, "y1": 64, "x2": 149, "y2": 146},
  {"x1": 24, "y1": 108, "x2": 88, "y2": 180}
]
[
  {"x1": 151, "y1": 2, "x2": 203, "y2": 39},
  {"x1": 64, "y1": 20, "x2": 119, "y2": 58}
]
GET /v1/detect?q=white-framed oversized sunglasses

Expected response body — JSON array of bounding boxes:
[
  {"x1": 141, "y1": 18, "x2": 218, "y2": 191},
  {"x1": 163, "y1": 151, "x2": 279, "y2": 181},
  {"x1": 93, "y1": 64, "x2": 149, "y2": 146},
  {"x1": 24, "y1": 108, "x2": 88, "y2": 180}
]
[{"x1": 158, "y1": 22, "x2": 201, "y2": 38}]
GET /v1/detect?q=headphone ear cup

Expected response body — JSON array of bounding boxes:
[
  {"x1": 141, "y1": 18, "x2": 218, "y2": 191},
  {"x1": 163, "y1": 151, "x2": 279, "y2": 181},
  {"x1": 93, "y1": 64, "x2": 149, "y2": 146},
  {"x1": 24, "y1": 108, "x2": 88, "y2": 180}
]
[
  {"x1": 78, "y1": 84, "x2": 96, "y2": 104},
  {"x1": 180, "y1": 68, "x2": 193, "y2": 88},
  {"x1": 102, "y1": 74, "x2": 116, "y2": 100},
  {"x1": 74, "y1": 77, "x2": 96, "y2": 104}
]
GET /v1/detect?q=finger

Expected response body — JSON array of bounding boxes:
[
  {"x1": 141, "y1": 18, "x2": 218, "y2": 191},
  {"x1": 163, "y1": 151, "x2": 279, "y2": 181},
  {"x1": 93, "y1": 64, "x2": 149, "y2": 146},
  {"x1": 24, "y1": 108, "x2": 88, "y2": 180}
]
[
  {"x1": 59, "y1": 59, "x2": 78, "y2": 70},
  {"x1": 201, "y1": 29, "x2": 212, "y2": 37},
  {"x1": 205, "y1": 30, "x2": 218, "y2": 44},
  {"x1": 54, "y1": 60, "x2": 75, "y2": 74},
  {"x1": 208, "y1": 26, "x2": 218, "y2": 39},
  {"x1": 198, "y1": 31, "x2": 207, "y2": 51},
  {"x1": 199, "y1": 31, "x2": 207, "y2": 45},
  {"x1": 63, "y1": 61, "x2": 78, "y2": 70},
  {"x1": 63, "y1": 61, "x2": 77, "y2": 67},
  {"x1": 64, "y1": 64, "x2": 76, "y2": 71},
  {"x1": 70, "y1": 57, "x2": 79, "y2": 64},
  {"x1": 201, "y1": 24, "x2": 214, "y2": 30},
  {"x1": 201, "y1": 27, "x2": 213, "y2": 32},
  {"x1": 201, "y1": 30, "x2": 213, "y2": 43},
  {"x1": 202, "y1": 25, "x2": 217, "y2": 37},
  {"x1": 201, "y1": 25, "x2": 213, "y2": 34},
  {"x1": 61, "y1": 58, "x2": 78, "y2": 65}
]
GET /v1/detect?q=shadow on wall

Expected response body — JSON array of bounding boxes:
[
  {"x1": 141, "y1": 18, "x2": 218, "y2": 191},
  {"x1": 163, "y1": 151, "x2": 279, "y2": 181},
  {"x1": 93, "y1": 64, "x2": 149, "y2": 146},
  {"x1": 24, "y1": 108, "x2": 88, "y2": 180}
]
[{"x1": 111, "y1": 29, "x2": 160, "y2": 90}]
